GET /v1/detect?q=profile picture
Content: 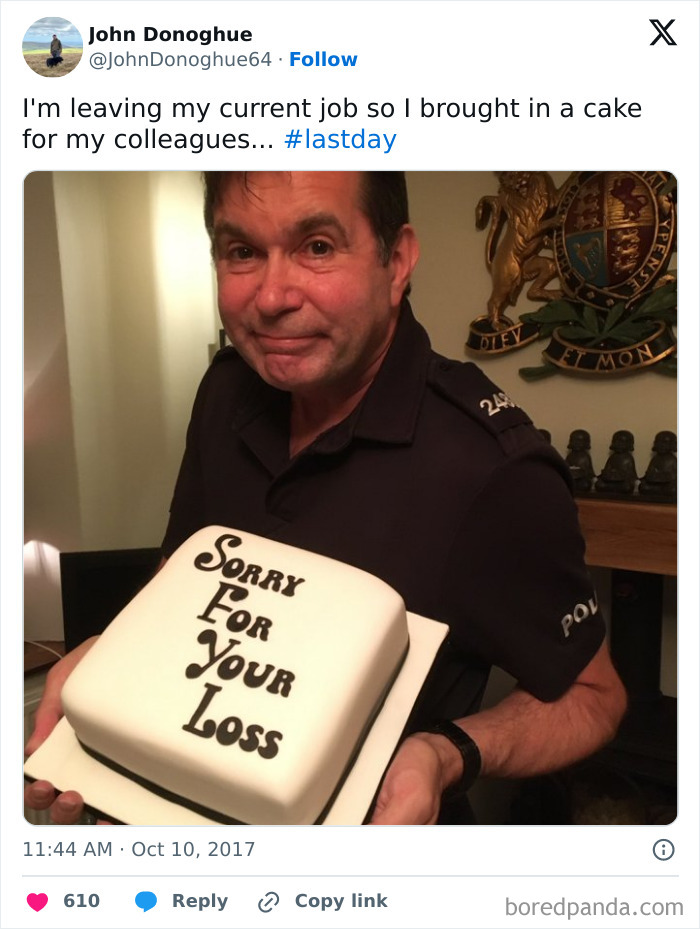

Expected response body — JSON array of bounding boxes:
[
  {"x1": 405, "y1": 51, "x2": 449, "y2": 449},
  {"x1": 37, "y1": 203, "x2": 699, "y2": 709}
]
[{"x1": 23, "y1": 17, "x2": 83, "y2": 77}]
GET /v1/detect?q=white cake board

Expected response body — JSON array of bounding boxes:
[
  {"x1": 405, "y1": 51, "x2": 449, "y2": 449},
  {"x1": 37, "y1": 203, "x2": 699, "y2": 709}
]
[{"x1": 25, "y1": 613, "x2": 447, "y2": 825}]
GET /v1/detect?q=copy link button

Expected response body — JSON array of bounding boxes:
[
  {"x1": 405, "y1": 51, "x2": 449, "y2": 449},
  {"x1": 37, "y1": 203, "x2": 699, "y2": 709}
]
[{"x1": 258, "y1": 892, "x2": 279, "y2": 913}]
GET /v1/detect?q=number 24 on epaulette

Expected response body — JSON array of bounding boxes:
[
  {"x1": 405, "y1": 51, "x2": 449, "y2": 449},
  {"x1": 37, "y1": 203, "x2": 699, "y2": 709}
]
[{"x1": 479, "y1": 392, "x2": 518, "y2": 417}]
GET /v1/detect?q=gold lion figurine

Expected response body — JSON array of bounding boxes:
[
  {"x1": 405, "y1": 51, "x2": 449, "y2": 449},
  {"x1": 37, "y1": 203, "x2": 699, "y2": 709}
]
[{"x1": 476, "y1": 172, "x2": 562, "y2": 330}]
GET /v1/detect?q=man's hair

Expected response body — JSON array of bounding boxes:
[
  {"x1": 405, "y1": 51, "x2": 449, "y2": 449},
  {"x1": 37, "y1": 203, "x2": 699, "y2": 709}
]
[{"x1": 202, "y1": 171, "x2": 409, "y2": 265}]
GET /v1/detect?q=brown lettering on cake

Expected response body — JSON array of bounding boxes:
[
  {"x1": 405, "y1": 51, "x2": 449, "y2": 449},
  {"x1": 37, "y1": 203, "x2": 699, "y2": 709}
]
[
  {"x1": 226, "y1": 609, "x2": 272, "y2": 641},
  {"x1": 197, "y1": 580, "x2": 249, "y2": 625},
  {"x1": 182, "y1": 681, "x2": 220, "y2": 737},
  {"x1": 187, "y1": 629, "x2": 295, "y2": 696},
  {"x1": 182, "y1": 681, "x2": 284, "y2": 758},
  {"x1": 237, "y1": 562, "x2": 263, "y2": 584},
  {"x1": 265, "y1": 668, "x2": 295, "y2": 698},
  {"x1": 215, "y1": 649, "x2": 246, "y2": 681},
  {"x1": 280, "y1": 575, "x2": 305, "y2": 597},
  {"x1": 186, "y1": 630, "x2": 238, "y2": 679},
  {"x1": 193, "y1": 533, "x2": 306, "y2": 598},
  {"x1": 183, "y1": 533, "x2": 311, "y2": 763},
  {"x1": 215, "y1": 713, "x2": 244, "y2": 745},
  {"x1": 193, "y1": 532, "x2": 242, "y2": 570},
  {"x1": 258, "y1": 730, "x2": 283, "y2": 759}
]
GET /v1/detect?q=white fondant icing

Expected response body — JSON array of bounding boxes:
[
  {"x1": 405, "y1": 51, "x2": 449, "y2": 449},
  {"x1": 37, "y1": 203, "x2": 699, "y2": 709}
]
[{"x1": 61, "y1": 527, "x2": 409, "y2": 825}]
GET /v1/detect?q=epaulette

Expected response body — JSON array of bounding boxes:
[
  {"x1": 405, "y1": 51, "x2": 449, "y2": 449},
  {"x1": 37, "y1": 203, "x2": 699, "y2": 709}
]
[{"x1": 427, "y1": 356, "x2": 534, "y2": 437}]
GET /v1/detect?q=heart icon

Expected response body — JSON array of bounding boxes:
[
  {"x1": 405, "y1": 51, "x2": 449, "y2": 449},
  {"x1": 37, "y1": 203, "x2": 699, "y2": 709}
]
[{"x1": 27, "y1": 894, "x2": 48, "y2": 912}]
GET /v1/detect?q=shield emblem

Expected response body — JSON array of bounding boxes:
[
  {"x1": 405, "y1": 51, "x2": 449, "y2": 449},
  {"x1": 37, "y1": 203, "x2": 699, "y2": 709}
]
[{"x1": 554, "y1": 171, "x2": 674, "y2": 311}]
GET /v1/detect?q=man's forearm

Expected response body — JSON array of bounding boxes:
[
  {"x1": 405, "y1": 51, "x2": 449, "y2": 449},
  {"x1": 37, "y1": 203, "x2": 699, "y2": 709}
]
[{"x1": 431, "y1": 641, "x2": 627, "y2": 785}]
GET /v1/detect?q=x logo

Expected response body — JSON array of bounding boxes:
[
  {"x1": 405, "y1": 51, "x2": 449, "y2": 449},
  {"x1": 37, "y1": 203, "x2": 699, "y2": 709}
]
[{"x1": 650, "y1": 19, "x2": 677, "y2": 45}]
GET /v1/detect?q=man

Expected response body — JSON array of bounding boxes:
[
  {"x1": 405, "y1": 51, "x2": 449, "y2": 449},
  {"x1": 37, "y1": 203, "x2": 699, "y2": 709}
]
[
  {"x1": 50, "y1": 34, "x2": 62, "y2": 59},
  {"x1": 25, "y1": 172, "x2": 626, "y2": 825}
]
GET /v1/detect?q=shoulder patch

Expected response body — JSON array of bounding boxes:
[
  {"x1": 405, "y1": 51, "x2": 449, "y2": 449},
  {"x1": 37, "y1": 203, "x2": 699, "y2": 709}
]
[{"x1": 428, "y1": 356, "x2": 533, "y2": 435}]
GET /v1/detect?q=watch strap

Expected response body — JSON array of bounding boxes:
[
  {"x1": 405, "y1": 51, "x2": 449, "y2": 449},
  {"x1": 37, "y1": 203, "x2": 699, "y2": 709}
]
[{"x1": 422, "y1": 719, "x2": 481, "y2": 798}]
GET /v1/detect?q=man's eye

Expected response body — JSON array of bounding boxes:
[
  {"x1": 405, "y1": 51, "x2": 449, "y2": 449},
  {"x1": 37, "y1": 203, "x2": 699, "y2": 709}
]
[
  {"x1": 306, "y1": 239, "x2": 333, "y2": 257},
  {"x1": 229, "y1": 245, "x2": 255, "y2": 261}
]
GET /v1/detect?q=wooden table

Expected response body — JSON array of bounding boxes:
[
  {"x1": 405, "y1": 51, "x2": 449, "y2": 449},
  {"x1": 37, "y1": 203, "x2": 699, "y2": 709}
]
[{"x1": 576, "y1": 498, "x2": 676, "y2": 576}]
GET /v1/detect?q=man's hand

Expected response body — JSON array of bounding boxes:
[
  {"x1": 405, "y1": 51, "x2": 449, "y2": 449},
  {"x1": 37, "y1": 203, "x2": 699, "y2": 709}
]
[
  {"x1": 23, "y1": 783, "x2": 90, "y2": 824},
  {"x1": 370, "y1": 640, "x2": 626, "y2": 825},
  {"x1": 24, "y1": 636, "x2": 99, "y2": 824},
  {"x1": 370, "y1": 732, "x2": 462, "y2": 824}
]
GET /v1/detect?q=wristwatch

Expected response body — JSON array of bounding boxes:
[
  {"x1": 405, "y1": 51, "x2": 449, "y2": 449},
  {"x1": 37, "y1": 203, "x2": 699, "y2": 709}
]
[{"x1": 422, "y1": 720, "x2": 482, "y2": 797}]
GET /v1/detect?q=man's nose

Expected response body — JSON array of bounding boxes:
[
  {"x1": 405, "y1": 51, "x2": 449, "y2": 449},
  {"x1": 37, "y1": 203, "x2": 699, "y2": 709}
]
[{"x1": 255, "y1": 255, "x2": 303, "y2": 316}]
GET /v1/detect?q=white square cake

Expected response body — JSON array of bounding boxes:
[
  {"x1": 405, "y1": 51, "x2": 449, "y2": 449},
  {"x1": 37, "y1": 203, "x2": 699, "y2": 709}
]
[{"x1": 59, "y1": 527, "x2": 411, "y2": 825}]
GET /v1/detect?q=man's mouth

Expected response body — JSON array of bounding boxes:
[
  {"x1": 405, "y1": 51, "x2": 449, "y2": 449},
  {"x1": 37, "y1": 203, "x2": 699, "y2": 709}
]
[{"x1": 254, "y1": 333, "x2": 322, "y2": 354}]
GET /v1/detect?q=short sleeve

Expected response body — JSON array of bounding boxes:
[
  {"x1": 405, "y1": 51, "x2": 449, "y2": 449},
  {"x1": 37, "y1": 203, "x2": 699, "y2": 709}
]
[{"x1": 439, "y1": 452, "x2": 605, "y2": 702}]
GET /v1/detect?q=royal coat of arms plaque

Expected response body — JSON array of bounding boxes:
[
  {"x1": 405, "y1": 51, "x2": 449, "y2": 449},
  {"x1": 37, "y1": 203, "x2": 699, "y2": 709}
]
[{"x1": 467, "y1": 171, "x2": 676, "y2": 379}]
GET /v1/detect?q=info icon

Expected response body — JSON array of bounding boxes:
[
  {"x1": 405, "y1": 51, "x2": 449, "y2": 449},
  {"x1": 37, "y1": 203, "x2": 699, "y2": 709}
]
[{"x1": 653, "y1": 839, "x2": 675, "y2": 861}]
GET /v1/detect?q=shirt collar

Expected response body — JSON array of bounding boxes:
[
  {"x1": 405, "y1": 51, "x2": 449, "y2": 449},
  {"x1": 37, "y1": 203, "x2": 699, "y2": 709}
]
[
  {"x1": 351, "y1": 300, "x2": 431, "y2": 444},
  {"x1": 234, "y1": 301, "x2": 432, "y2": 465}
]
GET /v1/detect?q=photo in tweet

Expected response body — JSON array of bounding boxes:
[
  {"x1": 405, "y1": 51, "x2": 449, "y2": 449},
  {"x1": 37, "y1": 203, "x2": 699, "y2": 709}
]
[{"x1": 24, "y1": 169, "x2": 676, "y2": 830}]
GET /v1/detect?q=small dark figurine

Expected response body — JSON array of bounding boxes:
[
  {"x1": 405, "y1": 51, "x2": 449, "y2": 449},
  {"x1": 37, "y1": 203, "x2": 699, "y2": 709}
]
[
  {"x1": 595, "y1": 430, "x2": 638, "y2": 495},
  {"x1": 566, "y1": 429, "x2": 595, "y2": 493},
  {"x1": 639, "y1": 430, "x2": 677, "y2": 500}
]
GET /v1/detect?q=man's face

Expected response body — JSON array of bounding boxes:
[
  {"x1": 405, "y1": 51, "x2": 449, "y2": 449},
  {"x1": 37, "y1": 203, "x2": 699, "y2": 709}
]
[{"x1": 212, "y1": 172, "x2": 415, "y2": 399}]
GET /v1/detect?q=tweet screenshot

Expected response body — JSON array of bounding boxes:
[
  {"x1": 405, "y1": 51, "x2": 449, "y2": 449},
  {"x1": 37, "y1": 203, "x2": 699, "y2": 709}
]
[{"x1": 2, "y1": 0, "x2": 698, "y2": 925}]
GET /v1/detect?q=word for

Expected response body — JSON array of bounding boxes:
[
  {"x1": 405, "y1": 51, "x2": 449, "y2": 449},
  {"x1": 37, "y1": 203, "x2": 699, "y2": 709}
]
[
  {"x1": 290, "y1": 51, "x2": 357, "y2": 67},
  {"x1": 296, "y1": 893, "x2": 389, "y2": 911},
  {"x1": 173, "y1": 894, "x2": 228, "y2": 912},
  {"x1": 88, "y1": 26, "x2": 252, "y2": 45}
]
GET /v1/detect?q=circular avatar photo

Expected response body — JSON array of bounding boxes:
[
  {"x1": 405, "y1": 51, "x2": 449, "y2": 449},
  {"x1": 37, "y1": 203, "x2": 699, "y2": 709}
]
[{"x1": 23, "y1": 17, "x2": 83, "y2": 77}]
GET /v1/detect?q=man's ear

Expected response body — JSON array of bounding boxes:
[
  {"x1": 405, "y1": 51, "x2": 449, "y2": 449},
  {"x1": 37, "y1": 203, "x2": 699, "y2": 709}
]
[{"x1": 389, "y1": 225, "x2": 420, "y2": 307}]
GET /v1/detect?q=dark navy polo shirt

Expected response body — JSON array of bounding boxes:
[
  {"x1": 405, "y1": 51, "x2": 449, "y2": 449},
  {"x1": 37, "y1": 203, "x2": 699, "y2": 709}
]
[{"x1": 163, "y1": 304, "x2": 605, "y2": 726}]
